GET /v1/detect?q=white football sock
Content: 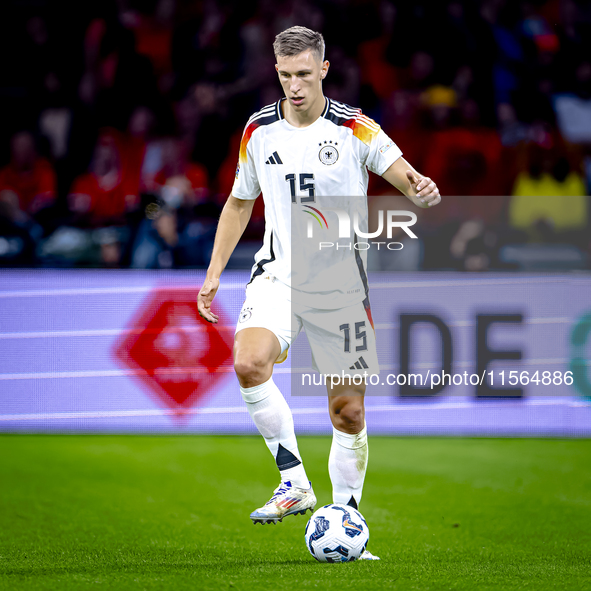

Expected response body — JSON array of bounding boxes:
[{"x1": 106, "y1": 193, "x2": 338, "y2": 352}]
[
  {"x1": 329, "y1": 424, "x2": 368, "y2": 508},
  {"x1": 240, "y1": 377, "x2": 309, "y2": 489}
]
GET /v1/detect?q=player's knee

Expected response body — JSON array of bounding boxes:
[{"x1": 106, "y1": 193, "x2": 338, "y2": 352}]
[
  {"x1": 331, "y1": 400, "x2": 365, "y2": 433},
  {"x1": 234, "y1": 355, "x2": 272, "y2": 388}
]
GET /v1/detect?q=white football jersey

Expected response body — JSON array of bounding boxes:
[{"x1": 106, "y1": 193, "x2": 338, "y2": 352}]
[{"x1": 232, "y1": 97, "x2": 402, "y2": 309}]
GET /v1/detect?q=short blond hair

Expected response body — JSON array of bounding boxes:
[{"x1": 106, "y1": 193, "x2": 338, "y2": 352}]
[{"x1": 273, "y1": 26, "x2": 325, "y2": 62}]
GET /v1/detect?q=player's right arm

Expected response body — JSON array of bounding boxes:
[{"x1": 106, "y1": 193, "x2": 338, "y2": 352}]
[
  {"x1": 200, "y1": 112, "x2": 261, "y2": 322},
  {"x1": 198, "y1": 194, "x2": 256, "y2": 323}
]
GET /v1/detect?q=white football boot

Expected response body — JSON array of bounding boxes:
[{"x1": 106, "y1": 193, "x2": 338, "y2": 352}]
[
  {"x1": 359, "y1": 549, "x2": 380, "y2": 560},
  {"x1": 250, "y1": 481, "x2": 316, "y2": 524}
]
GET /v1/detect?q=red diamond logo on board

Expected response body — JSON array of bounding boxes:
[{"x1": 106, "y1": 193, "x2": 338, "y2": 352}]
[{"x1": 113, "y1": 287, "x2": 233, "y2": 413}]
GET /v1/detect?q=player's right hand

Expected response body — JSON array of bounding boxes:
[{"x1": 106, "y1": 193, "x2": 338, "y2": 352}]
[
  {"x1": 405, "y1": 170, "x2": 441, "y2": 207},
  {"x1": 198, "y1": 277, "x2": 220, "y2": 323}
]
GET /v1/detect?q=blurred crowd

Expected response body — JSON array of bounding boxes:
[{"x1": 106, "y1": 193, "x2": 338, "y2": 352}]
[{"x1": 1, "y1": 0, "x2": 590, "y2": 271}]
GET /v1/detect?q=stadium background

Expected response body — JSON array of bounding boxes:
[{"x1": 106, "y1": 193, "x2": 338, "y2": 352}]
[{"x1": 0, "y1": 0, "x2": 590, "y2": 272}]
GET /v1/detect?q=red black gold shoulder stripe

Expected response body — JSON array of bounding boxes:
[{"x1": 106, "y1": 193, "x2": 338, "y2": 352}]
[
  {"x1": 239, "y1": 101, "x2": 282, "y2": 162},
  {"x1": 325, "y1": 99, "x2": 381, "y2": 146}
]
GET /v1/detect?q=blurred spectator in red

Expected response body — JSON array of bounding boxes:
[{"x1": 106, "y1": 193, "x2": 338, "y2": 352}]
[
  {"x1": 153, "y1": 137, "x2": 208, "y2": 208},
  {"x1": 130, "y1": 138, "x2": 215, "y2": 269},
  {"x1": 78, "y1": 15, "x2": 159, "y2": 131},
  {"x1": 217, "y1": 129, "x2": 243, "y2": 199},
  {"x1": 217, "y1": 129, "x2": 265, "y2": 240},
  {"x1": 0, "y1": 132, "x2": 57, "y2": 265},
  {"x1": 122, "y1": 105, "x2": 157, "y2": 193},
  {"x1": 382, "y1": 90, "x2": 427, "y2": 176},
  {"x1": 0, "y1": 131, "x2": 56, "y2": 216},
  {"x1": 68, "y1": 130, "x2": 139, "y2": 228},
  {"x1": 369, "y1": 90, "x2": 426, "y2": 196},
  {"x1": 419, "y1": 92, "x2": 510, "y2": 269},
  {"x1": 423, "y1": 95, "x2": 505, "y2": 197},
  {"x1": 173, "y1": 82, "x2": 235, "y2": 181},
  {"x1": 520, "y1": 2, "x2": 560, "y2": 54},
  {"x1": 357, "y1": 2, "x2": 398, "y2": 101},
  {"x1": 39, "y1": 130, "x2": 140, "y2": 267},
  {"x1": 120, "y1": 0, "x2": 174, "y2": 86}
]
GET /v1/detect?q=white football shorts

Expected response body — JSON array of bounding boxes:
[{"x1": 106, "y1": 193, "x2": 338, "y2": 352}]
[{"x1": 235, "y1": 272, "x2": 379, "y2": 376}]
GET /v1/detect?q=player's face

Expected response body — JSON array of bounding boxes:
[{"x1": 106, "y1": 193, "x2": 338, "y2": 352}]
[{"x1": 275, "y1": 50, "x2": 329, "y2": 113}]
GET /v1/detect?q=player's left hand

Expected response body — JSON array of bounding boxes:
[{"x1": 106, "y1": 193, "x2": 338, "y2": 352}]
[{"x1": 406, "y1": 171, "x2": 441, "y2": 208}]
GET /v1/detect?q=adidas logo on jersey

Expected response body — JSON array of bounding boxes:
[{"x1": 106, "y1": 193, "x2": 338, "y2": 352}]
[
  {"x1": 265, "y1": 151, "x2": 283, "y2": 165},
  {"x1": 349, "y1": 356, "x2": 369, "y2": 370}
]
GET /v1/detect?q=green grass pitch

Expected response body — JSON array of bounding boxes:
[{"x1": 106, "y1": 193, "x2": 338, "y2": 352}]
[{"x1": 1, "y1": 435, "x2": 590, "y2": 591}]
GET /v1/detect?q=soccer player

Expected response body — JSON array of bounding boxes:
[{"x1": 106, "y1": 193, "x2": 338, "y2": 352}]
[{"x1": 198, "y1": 26, "x2": 440, "y2": 559}]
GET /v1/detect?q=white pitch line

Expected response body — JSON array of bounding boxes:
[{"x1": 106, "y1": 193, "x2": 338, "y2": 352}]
[
  {"x1": 0, "y1": 283, "x2": 245, "y2": 298},
  {"x1": 0, "y1": 276, "x2": 586, "y2": 299},
  {"x1": 0, "y1": 398, "x2": 588, "y2": 421},
  {"x1": 0, "y1": 286, "x2": 159, "y2": 298},
  {"x1": 0, "y1": 325, "x2": 235, "y2": 340},
  {"x1": 372, "y1": 317, "x2": 570, "y2": 330},
  {"x1": 0, "y1": 317, "x2": 571, "y2": 340},
  {"x1": 370, "y1": 277, "x2": 579, "y2": 289},
  {"x1": 0, "y1": 367, "x2": 237, "y2": 380}
]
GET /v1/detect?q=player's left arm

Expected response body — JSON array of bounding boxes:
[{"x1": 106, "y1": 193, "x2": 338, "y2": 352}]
[{"x1": 381, "y1": 157, "x2": 441, "y2": 209}]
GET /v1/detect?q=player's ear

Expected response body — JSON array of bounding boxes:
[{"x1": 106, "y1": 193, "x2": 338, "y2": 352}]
[{"x1": 320, "y1": 60, "x2": 329, "y2": 79}]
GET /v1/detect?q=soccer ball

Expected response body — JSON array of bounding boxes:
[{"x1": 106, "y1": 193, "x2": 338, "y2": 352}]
[{"x1": 304, "y1": 503, "x2": 369, "y2": 562}]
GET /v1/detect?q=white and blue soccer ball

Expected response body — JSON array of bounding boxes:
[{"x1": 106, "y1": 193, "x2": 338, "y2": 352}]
[{"x1": 304, "y1": 503, "x2": 369, "y2": 562}]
